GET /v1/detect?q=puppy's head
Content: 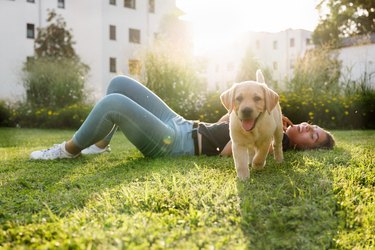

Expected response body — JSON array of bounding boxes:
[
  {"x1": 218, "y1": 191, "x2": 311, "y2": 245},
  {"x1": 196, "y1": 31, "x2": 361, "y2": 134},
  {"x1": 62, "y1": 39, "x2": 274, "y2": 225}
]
[{"x1": 220, "y1": 81, "x2": 279, "y2": 131}]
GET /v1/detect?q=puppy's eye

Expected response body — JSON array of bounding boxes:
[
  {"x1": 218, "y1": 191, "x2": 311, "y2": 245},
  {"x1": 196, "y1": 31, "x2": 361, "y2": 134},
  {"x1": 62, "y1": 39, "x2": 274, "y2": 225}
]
[
  {"x1": 254, "y1": 96, "x2": 262, "y2": 102},
  {"x1": 236, "y1": 95, "x2": 243, "y2": 102}
]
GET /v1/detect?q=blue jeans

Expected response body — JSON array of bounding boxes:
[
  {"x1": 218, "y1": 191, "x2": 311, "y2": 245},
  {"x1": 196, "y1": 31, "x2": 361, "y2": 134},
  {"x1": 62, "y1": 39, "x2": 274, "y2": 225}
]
[{"x1": 72, "y1": 76, "x2": 195, "y2": 157}]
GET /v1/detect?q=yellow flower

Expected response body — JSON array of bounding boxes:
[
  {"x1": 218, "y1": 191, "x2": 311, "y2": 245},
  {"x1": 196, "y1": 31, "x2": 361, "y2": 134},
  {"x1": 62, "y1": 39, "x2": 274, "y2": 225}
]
[
  {"x1": 48, "y1": 111, "x2": 52, "y2": 116},
  {"x1": 325, "y1": 109, "x2": 329, "y2": 113},
  {"x1": 331, "y1": 116, "x2": 335, "y2": 120},
  {"x1": 344, "y1": 111, "x2": 349, "y2": 116}
]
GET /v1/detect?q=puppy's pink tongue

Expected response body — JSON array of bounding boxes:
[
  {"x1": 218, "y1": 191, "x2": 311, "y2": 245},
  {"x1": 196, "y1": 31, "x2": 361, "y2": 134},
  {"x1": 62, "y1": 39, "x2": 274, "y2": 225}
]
[{"x1": 242, "y1": 120, "x2": 255, "y2": 131}]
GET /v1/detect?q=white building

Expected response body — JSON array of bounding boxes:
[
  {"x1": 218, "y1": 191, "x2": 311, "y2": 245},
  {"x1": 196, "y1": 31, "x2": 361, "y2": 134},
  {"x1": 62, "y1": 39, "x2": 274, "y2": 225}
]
[
  {"x1": 338, "y1": 35, "x2": 375, "y2": 89},
  {"x1": 0, "y1": 0, "x2": 177, "y2": 101},
  {"x1": 202, "y1": 29, "x2": 314, "y2": 92}
]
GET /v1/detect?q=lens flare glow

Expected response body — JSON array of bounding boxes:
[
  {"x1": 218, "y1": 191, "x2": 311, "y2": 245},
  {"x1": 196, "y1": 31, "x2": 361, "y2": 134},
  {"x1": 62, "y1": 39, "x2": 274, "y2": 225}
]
[{"x1": 177, "y1": 0, "x2": 320, "y2": 54}]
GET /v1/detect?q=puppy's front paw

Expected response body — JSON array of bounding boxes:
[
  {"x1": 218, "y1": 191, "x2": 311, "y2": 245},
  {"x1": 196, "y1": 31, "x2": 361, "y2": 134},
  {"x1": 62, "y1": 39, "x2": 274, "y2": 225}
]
[
  {"x1": 275, "y1": 155, "x2": 283, "y2": 163},
  {"x1": 236, "y1": 166, "x2": 250, "y2": 180},
  {"x1": 274, "y1": 148, "x2": 284, "y2": 163},
  {"x1": 252, "y1": 160, "x2": 266, "y2": 170}
]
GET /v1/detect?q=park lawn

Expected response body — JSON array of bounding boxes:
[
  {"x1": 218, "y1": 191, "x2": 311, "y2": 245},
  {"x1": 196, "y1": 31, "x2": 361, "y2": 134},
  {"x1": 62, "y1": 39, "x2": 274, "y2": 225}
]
[{"x1": 0, "y1": 128, "x2": 374, "y2": 249}]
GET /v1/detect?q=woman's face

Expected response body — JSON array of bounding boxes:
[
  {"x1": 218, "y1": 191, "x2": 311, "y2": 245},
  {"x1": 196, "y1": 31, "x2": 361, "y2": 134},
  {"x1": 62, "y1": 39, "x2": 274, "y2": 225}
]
[{"x1": 285, "y1": 122, "x2": 328, "y2": 149}]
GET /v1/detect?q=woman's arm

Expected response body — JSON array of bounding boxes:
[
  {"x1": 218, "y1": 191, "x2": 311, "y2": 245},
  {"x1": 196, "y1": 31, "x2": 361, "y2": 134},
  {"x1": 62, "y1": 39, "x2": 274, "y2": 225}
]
[
  {"x1": 220, "y1": 141, "x2": 232, "y2": 156},
  {"x1": 218, "y1": 113, "x2": 229, "y2": 122},
  {"x1": 282, "y1": 115, "x2": 293, "y2": 132}
]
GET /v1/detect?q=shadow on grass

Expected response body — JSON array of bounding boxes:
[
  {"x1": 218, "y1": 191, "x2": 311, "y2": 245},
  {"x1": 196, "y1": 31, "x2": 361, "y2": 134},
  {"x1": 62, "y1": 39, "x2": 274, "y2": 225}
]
[
  {"x1": 236, "y1": 146, "x2": 352, "y2": 249},
  {"x1": 0, "y1": 154, "x2": 160, "y2": 223},
  {"x1": 0, "y1": 151, "x2": 233, "y2": 225}
]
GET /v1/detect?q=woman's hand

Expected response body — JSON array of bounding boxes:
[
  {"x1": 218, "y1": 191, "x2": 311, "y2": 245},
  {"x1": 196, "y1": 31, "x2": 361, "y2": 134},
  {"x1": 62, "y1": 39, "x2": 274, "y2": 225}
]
[
  {"x1": 218, "y1": 113, "x2": 229, "y2": 122},
  {"x1": 282, "y1": 116, "x2": 293, "y2": 131}
]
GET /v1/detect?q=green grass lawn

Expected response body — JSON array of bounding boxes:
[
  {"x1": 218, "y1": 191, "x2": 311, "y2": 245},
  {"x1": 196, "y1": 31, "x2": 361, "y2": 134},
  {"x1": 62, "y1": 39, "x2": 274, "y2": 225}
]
[{"x1": 0, "y1": 128, "x2": 374, "y2": 249}]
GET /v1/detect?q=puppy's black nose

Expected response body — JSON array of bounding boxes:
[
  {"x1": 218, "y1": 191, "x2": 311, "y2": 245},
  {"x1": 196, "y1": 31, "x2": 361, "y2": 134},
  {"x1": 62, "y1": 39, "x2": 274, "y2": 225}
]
[{"x1": 241, "y1": 107, "x2": 253, "y2": 118}]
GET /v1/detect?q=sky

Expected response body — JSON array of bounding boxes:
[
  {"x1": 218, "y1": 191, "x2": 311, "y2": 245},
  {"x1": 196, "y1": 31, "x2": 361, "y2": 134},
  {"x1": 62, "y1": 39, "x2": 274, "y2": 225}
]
[{"x1": 176, "y1": 0, "x2": 322, "y2": 54}]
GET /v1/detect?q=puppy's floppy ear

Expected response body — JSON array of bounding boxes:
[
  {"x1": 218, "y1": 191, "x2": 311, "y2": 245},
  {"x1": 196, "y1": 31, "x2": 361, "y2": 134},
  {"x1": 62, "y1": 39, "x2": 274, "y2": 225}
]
[
  {"x1": 263, "y1": 85, "x2": 279, "y2": 114},
  {"x1": 256, "y1": 69, "x2": 265, "y2": 83},
  {"x1": 220, "y1": 84, "x2": 236, "y2": 112}
]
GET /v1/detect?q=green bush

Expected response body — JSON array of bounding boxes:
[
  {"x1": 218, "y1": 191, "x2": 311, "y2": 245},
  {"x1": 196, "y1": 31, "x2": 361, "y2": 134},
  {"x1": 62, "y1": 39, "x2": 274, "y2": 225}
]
[
  {"x1": 23, "y1": 58, "x2": 89, "y2": 109},
  {"x1": 0, "y1": 101, "x2": 12, "y2": 127},
  {"x1": 167, "y1": 91, "x2": 226, "y2": 123},
  {"x1": 288, "y1": 46, "x2": 341, "y2": 98},
  {"x1": 9, "y1": 104, "x2": 92, "y2": 129},
  {"x1": 142, "y1": 48, "x2": 205, "y2": 119},
  {"x1": 280, "y1": 90, "x2": 375, "y2": 129},
  {"x1": 2, "y1": 89, "x2": 373, "y2": 130}
]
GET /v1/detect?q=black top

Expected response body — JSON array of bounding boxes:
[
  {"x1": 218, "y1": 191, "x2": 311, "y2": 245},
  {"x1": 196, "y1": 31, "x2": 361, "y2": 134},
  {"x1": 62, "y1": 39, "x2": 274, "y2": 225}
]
[
  {"x1": 198, "y1": 122, "x2": 231, "y2": 156},
  {"x1": 198, "y1": 122, "x2": 291, "y2": 156}
]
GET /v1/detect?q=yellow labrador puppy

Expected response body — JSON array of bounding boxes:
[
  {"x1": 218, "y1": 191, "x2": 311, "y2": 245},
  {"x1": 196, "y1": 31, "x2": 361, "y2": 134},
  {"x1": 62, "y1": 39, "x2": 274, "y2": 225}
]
[{"x1": 220, "y1": 70, "x2": 283, "y2": 179}]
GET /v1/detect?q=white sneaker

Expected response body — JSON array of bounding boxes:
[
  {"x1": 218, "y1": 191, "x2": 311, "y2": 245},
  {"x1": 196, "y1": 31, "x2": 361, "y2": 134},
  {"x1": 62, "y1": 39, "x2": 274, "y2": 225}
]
[
  {"x1": 81, "y1": 144, "x2": 111, "y2": 155},
  {"x1": 30, "y1": 142, "x2": 80, "y2": 160}
]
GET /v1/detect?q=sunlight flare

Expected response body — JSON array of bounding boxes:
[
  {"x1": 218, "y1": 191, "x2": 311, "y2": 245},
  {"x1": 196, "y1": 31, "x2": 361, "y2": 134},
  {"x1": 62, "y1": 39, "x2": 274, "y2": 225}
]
[{"x1": 177, "y1": 0, "x2": 320, "y2": 54}]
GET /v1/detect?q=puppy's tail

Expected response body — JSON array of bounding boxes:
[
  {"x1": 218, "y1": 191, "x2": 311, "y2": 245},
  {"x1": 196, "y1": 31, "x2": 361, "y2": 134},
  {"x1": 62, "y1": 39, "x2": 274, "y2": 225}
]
[{"x1": 256, "y1": 69, "x2": 265, "y2": 83}]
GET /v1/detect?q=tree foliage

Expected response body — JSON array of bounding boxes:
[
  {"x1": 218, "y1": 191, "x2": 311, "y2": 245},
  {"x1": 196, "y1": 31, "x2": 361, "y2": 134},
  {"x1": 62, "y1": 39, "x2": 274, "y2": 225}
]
[
  {"x1": 236, "y1": 48, "x2": 275, "y2": 88},
  {"x1": 313, "y1": 0, "x2": 375, "y2": 46},
  {"x1": 34, "y1": 10, "x2": 78, "y2": 60},
  {"x1": 143, "y1": 49, "x2": 204, "y2": 117},
  {"x1": 140, "y1": 10, "x2": 204, "y2": 118},
  {"x1": 23, "y1": 58, "x2": 88, "y2": 109},
  {"x1": 236, "y1": 48, "x2": 260, "y2": 82},
  {"x1": 23, "y1": 10, "x2": 89, "y2": 109},
  {"x1": 287, "y1": 46, "x2": 342, "y2": 98}
]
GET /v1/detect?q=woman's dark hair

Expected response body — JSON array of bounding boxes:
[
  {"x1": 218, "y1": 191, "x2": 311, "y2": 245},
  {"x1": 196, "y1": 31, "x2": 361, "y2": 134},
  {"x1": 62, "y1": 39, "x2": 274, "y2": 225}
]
[{"x1": 316, "y1": 131, "x2": 335, "y2": 150}]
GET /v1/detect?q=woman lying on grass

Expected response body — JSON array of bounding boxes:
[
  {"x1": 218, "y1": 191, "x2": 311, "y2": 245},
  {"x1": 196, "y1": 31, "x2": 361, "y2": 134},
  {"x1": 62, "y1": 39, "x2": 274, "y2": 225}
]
[{"x1": 30, "y1": 76, "x2": 335, "y2": 160}]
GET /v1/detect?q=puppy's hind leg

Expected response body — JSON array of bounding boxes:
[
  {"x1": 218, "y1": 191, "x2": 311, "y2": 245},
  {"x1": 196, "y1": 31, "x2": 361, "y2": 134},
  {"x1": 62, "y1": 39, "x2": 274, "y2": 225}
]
[
  {"x1": 248, "y1": 147, "x2": 255, "y2": 164},
  {"x1": 273, "y1": 128, "x2": 284, "y2": 163},
  {"x1": 232, "y1": 143, "x2": 250, "y2": 180},
  {"x1": 252, "y1": 140, "x2": 271, "y2": 170}
]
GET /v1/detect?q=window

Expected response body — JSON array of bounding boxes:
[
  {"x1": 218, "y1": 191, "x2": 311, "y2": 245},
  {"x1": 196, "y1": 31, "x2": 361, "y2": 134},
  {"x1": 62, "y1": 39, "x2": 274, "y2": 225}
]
[
  {"x1": 290, "y1": 59, "x2": 295, "y2": 69},
  {"x1": 290, "y1": 38, "x2": 295, "y2": 47},
  {"x1": 58, "y1": 0, "x2": 65, "y2": 8},
  {"x1": 26, "y1": 56, "x2": 35, "y2": 65},
  {"x1": 124, "y1": 0, "x2": 136, "y2": 9},
  {"x1": 227, "y1": 63, "x2": 234, "y2": 71},
  {"x1": 129, "y1": 28, "x2": 140, "y2": 43},
  {"x1": 109, "y1": 58, "x2": 117, "y2": 73},
  {"x1": 273, "y1": 41, "x2": 278, "y2": 50},
  {"x1": 109, "y1": 0, "x2": 116, "y2": 5},
  {"x1": 26, "y1": 23, "x2": 35, "y2": 39},
  {"x1": 306, "y1": 38, "x2": 311, "y2": 45},
  {"x1": 128, "y1": 59, "x2": 141, "y2": 76},
  {"x1": 148, "y1": 0, "x2": 155, "y2": 13},
  {"x1": 215, "y1": 65, "x2": 220, "y2": 72},
  {"x1": 273, "y1": 62, "x2": 278, "y2": 70},
  {"x1": 109, "y1": 25, "x2": 116, "y2": 40},
  {"x1": 27, "y1": 0, "x2": 35, "y2": 3},
  {"x1": 256, "y1": 40, "x2": 260, "y2": 49},
  {"x1": 154, "y1": 32, "x2": 159, "y2": 40}
]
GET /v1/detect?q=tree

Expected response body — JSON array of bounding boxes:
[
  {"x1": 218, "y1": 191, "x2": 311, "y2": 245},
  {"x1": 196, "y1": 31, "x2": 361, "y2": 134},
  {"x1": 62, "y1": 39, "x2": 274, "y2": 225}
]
[
  {"x1": 313, "y1": 0, "x2": 375, "y2": 46},
  {"x1": 236, "y1": 48, "x2": 260, "y2": 82},
  {"x1": 143, "y1": 49, "x2": 204, "y2": 118},
  {"x1": 34, "y1": 10, "x2": 78, "y2": 60},
  {"x1": 23, "y1": 10, "x2": 89, "y2": 109},
  {"x1": 236, "y1": 48, "x2": 275, "y2": 88},
  {"x1": 287, "y1": 46, "x2": 342, "y2": 97},
  {"x1": 139, "y1": 9, "x2": 204, "y2": 118}
]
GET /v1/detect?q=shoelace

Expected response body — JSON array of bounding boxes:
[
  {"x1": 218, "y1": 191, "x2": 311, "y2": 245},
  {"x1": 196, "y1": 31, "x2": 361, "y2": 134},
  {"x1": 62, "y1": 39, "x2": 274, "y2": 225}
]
[{"x1": 41, "y1": 144, "x2": 62, "y2": 156}]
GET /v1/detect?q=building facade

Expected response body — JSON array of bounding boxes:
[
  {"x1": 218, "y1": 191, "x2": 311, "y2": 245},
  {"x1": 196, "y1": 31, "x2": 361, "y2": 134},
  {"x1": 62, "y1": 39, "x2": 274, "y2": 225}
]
[
  {"x1": 203, "y1": 29, "x2": 314, "y2": 92},
  {"x1": 338, "y1": 35, "x2": 375, "y2": 89},
  {"x1": 0, "y1": 0, "x2": 176, "y2": 101}
]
